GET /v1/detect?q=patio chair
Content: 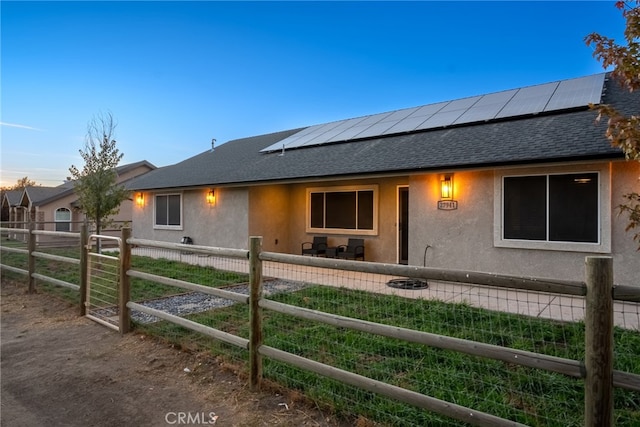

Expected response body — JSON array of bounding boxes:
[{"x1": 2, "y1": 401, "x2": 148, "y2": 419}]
[
  {"x1": 337, "y1": 238, "x2": 365, "y2": 261},
  {"x1": 301, "y1": 236, "x2": 328, "y2": 257}
]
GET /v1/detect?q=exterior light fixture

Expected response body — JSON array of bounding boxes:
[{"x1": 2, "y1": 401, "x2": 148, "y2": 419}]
[
  {"x1": 135, "y1": 192, "x2": 144, "y2": 207},
  {"x1": 441, "y1": 174, "x2": 453, "y2": 200},
  {"x1": 206, "y1": 189, "x2": 216, "y2": 205},
  {"x1": 437, "y1": 174, "x2": 458, "y2": 210}
]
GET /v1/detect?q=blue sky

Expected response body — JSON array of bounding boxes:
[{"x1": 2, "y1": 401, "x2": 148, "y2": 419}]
[{"x1": 0, "y1": 1, "x2": 624, "y2": 187}]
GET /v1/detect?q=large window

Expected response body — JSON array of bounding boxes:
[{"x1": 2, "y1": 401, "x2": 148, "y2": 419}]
[
  {"x1": 55, "y1": 208, "x2": 71, "y2": 232},
  {"x1": 308, "y1": 186, "x2": 377, "y2": 235},
  {"x1": 155, "y1": 194, "x2": 182, "y2": 228},
  {"x1": 503, "y1": 172, "x2": 599, "y2": 244}
]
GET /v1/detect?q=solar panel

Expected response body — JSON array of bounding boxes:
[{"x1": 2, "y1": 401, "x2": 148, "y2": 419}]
[
  {"x1": 494, "y1": 82, "x2": 558, "y2": 118},
  {"x1": 544, "y1": 74, "x2": 605, "y2": 111},
  {"x1": 383, "y1": 102, "x2": 448, "y2": 134},
  {"x1": 454, "y1": 89, "x2": 518, "y2": 123},
  {"x1": 260, "y1": 73, "x2": 606, "y2": 153},
  {"x1": 414, "y1": 96, "x2": 483, "y2": 130},
  {"x1": 313, "y1": 117, "x2": 369, "y2": 143}
]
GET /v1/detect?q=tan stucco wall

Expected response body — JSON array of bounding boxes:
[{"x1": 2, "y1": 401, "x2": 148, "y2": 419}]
[
  {"x1": 31, "y1": 164, "x2": 153, "y2": 233},
  {"x1": 610, "y1": 160, "x2": 640, "y2": 284},
  {"x1": 132, "y1": 188, "x2": 249, "y2": 249},
  {"x1": 132, "y1": 160, "x2": 637, "y2": 287},
  {"x1": 118, "y1": 164, "x2": 154, "y2": 182},
  {"x1": 248, "y1": 186, "x2": 290, "y2": 252},
  {"x1": 37, "y1": 192, "x2": 84, "y2": 231},
  {"x1": 409, "y1": 161, "x2": 639, "y2": 287},
  {"x1": 35, "y1": 193, "x2": 135, "y2": 231},
  {"x1": 409, "y1": 169, "x2": 495, "y2": 270},
  {"x1": 248, "y1": 177, "x2": 408, "y2": 263}
]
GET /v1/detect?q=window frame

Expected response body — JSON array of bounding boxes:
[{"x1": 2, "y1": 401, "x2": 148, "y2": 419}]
[
  {"x1": 54, "y1": 207, "x2": 72, "y2": 232},
  {"x1": 153, "y1": 193, "x2": 183, "y2": 230},
  {"x1": 493, "y1": 164, "x2": 611, "y2": 253},
  {"x1": 306, "y1": 185, "x2": 379, "y2": 236}
]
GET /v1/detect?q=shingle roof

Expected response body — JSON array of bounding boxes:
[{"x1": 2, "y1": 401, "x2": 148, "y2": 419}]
[
  {"x1": 2, "y1": 190, "x2": 23, "y2": 206},
  {"x1": 129, "y1": 73, "x2": 636, "y2": 191},
  {"x1": 22, "y1": 186, "x2": 69, "y2": 205},
  {"x1": 18, "y1": 161, "x2": 156, "y2": 206}
]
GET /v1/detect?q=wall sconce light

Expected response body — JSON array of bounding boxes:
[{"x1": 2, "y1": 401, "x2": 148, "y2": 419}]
[
  {"x1": 440, "y1": 174, "x2": 453, "y2": 200},
  {"x1": 206, "y1": 189, "x2": 216, "y2": 205},
  {"x1": 135, "y1": 192, "x2": 144, "y2": 207}
]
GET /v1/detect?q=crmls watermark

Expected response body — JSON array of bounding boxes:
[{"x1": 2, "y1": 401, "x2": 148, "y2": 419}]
[{"x1": 165, "y1": 412, "x2": 218, "y2": 425}]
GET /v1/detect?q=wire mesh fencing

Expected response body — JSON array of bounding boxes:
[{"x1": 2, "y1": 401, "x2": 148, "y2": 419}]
[
  {"x1": 124, "y1": 243, "x2": 639, "y2": 426},
  {"x1": 257, "y1": 259, "x2": 639, "y2": 427},
  {"x1": 127, "y1": 244, "x2": 254, "y2": 369},
  {"x1": 0, "y1": 224, "x2": 82, "y2": 299},
  {"x1": 3, "y1": 227, "x2": 637, "y2": 426}
]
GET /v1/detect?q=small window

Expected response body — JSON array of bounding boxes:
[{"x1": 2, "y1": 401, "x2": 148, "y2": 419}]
[
  {"x1": 55, "y1": 208, "x2": 71, "y2": 232},
  {"x1": 307, "y1": 186, "x2": 377, "y2": 235},
  {"x1": 503, "y1": 173, "x2": 599, "y2": 244},
  {"x1": 155, "y1": 194, "x2": 182, "y2": 228}
]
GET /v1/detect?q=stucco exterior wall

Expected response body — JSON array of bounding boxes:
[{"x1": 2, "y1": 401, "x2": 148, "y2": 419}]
[
  {"x1": 258, "y1": 177, "x2": 407, "y2": 263},
  {"x1": 610, "y1": 160, "x2": 640, "y2": 285},
  {"x1": 118, "y1": 164, "x2": 154, "y2": 182},
  {"x1": 28, "y1": 163, "x2": 152, "y2": 234},
  {"x1": 37, "y1": 192, "x2": 84, "y2": 231},
  {"x1": 35, "y1": 193, "x2": 135, "y2": 232},
  {"x1": 409, "y1": 161, "x2": 639, "y2": 287},
  {"x1": 248, "y1": 185, "x2": 291, "y2": 252},
  {"x1": 132, "y1": 188, "x2": 249, "y2": 249},
  {"x1": 131, "y1": 161, "x2": 637, "y2": 286}
]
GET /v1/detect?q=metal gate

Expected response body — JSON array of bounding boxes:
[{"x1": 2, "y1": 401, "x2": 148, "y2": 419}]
[{"x1": 85, "y1": 234, "x2": 122, "y2": 331}]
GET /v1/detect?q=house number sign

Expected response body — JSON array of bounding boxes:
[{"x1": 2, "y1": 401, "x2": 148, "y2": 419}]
[{"x1": 437, "y1": 200, "x2": 458, "y2": 210}]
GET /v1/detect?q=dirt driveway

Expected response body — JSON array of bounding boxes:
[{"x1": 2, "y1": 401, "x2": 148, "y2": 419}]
[{"x1": 0, "y1": 279, "x2": 357, "y2": 427}]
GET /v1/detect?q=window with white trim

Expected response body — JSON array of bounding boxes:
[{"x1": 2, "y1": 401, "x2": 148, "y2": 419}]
[
  {"x1": 503, "y1": 172, "x2": 599, "y2": 244},
  {"x1": 154, "y1": 194, "x2": 182, "y2": 228},
  {"x1": 55, "y1": 208, "x2": 71, "y2": 232},
  {"x1": 307, "y1": 186, "x2": 378, "y2": 235}
]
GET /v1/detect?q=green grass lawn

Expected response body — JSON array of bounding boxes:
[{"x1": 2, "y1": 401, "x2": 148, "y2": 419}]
[
  {"x1": 136, "y1": 285, "x2": 640, "y2": 427},
  {"x1": 3, "y1": 246, "x2": 638, "y2": 426}
]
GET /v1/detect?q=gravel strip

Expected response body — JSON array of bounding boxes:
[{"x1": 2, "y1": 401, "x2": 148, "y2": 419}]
[{"x1": 130, "y1": 279, "x2": 308, "y2": 324}]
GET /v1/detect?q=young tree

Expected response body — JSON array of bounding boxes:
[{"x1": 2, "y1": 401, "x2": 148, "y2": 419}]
[
  {"x1": 585, "y1": 0, "x2": 640, "y2": 249},
  {"x1": 68, "y1": 112, "x2": 129, "y2": 243}
]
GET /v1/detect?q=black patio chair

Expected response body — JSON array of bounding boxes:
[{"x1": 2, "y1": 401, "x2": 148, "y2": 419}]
[
  {"x1": 301, "y1": 236, "x2": 328, "y2": 257},
  {"x1": 337, "y1": 238, "x2": 365, "y2": 261}
]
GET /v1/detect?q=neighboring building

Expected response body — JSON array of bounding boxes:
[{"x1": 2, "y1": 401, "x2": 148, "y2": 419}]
[
  {"x1": 128, "y1": 73, "x2": 639, "y2": 287},
  {"x1": 4, "y1": 161, "x2": 155, "y2": 238},
  {"x1": 1, "y1": 190, "x2": 23, "y2": 222}
]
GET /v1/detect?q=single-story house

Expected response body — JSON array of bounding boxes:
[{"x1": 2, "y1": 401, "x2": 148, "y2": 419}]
[
  {"x1": 3, "y1": 161, "x2": 155, "y2": 238},
  {"x1": 128, "y1": 73, "x2": 639, "y2": 286}
]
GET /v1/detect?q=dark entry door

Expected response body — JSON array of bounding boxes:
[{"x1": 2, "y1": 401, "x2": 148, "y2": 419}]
[{"x1": 399, "y1": 187, "x2": 409, "y2": 264}]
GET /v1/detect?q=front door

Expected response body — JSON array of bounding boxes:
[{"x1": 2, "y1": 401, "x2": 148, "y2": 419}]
[{"x1": 398, "y1": 187, "x2": 409, "y2": 264}]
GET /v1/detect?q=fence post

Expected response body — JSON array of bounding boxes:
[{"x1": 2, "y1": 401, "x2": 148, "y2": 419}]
[
  {"x1": 249, "y1": 236, "x2": 263, "y2": 391},
  {"x1": 584, "y1": 256, "x2": 613, "y2": 427},
  {"x1": 27, "y1": 220, "x2": 36, "y2": 293},
  {"x1": 79, "y1": 224, "x2": 88, "y2": 316},
  {"x1": 119, "y1": 227, "x2": 132, "y2": 335}
]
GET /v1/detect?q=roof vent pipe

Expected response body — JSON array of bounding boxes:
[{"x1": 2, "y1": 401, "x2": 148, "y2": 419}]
[{"x1": 211, "y1": 138, "x2": 216, "y2": 152}]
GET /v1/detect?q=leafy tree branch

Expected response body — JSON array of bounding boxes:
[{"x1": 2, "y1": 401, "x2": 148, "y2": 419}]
[
  {"x1": 586, "y1": 0, "x2": 640, "y2": 249},
  {"x1": 68, "y1": 112, "x2": 129, "y2": 247}
]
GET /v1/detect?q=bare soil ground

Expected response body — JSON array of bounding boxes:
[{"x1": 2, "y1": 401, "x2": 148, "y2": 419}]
[{"x1": 0, "y1": 279, "x2": 359, "y2": 427}]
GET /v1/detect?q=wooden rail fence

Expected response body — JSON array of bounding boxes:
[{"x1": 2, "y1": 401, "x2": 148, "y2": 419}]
[{"x1": 2, "y1": 225, "x2": 639, "y2": 427}]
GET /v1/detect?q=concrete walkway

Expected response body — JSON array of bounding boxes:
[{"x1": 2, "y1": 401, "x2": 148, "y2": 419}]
[{"x1": 133, "y1": 248, "x2": 640, "y2": 330}]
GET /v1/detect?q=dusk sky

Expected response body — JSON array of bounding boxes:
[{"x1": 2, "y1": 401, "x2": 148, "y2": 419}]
[{"x1": 0, "y1": 1, "x2": 625, "y2": 187}]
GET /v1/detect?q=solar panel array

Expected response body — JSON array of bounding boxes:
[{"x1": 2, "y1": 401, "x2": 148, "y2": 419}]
[{"x1": 261, "y1": 73, "x2": 606, "y2": 153}]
